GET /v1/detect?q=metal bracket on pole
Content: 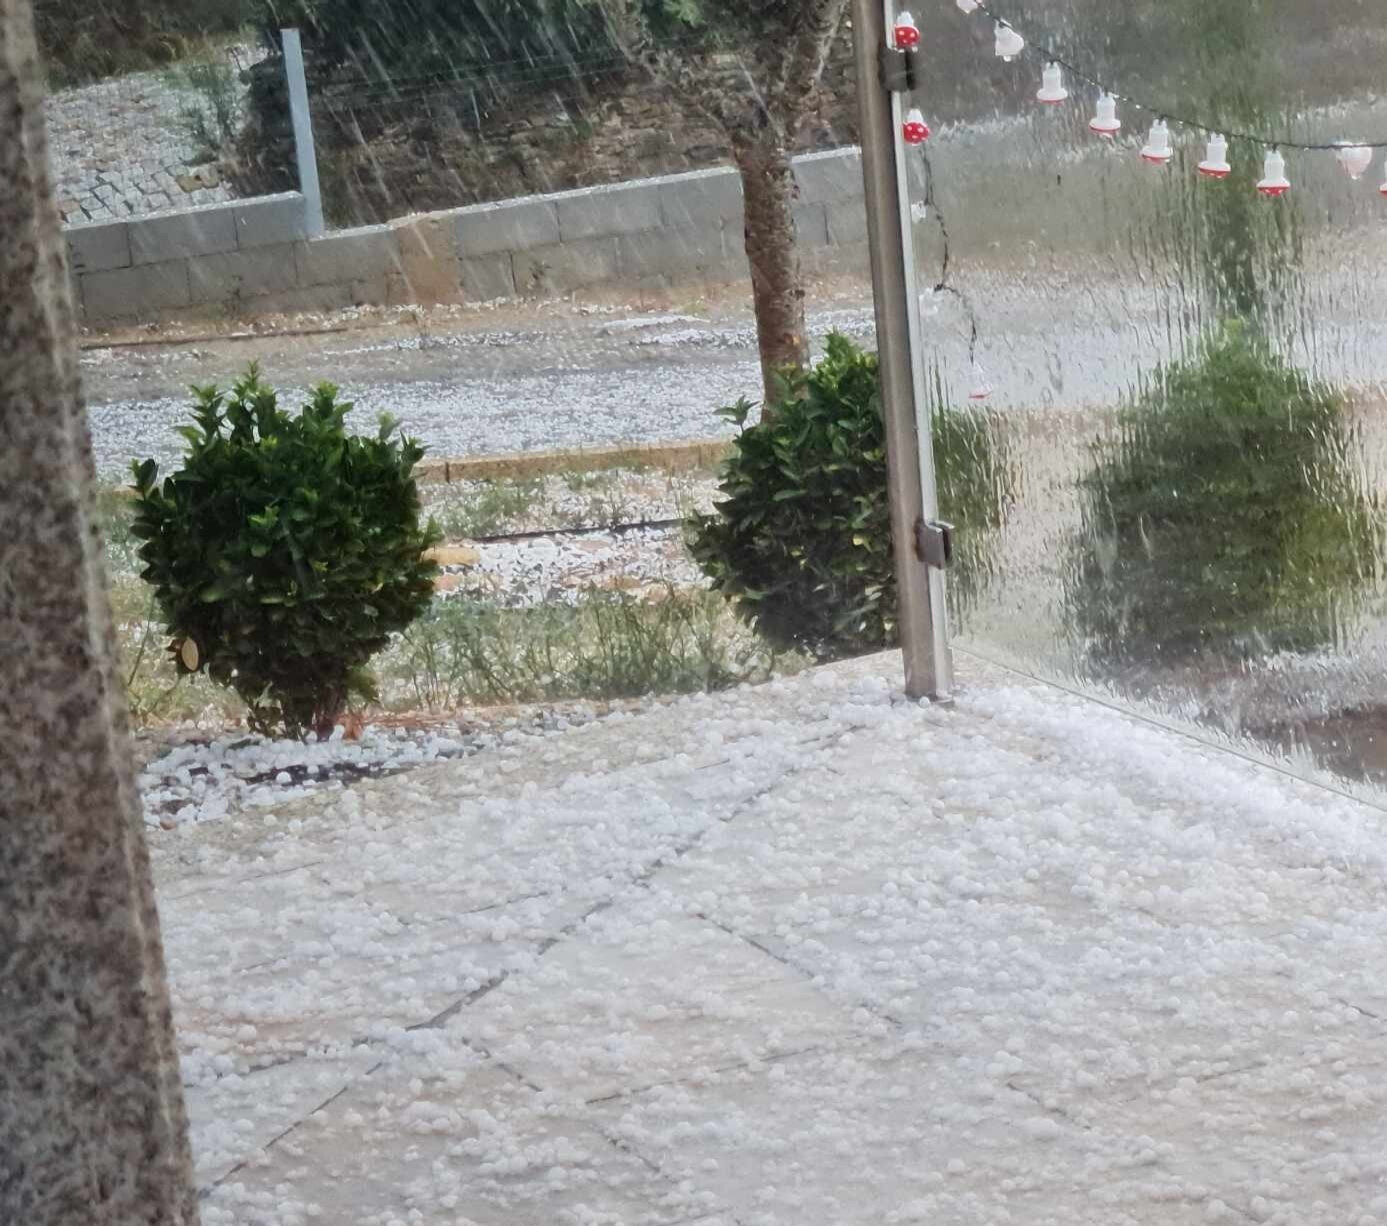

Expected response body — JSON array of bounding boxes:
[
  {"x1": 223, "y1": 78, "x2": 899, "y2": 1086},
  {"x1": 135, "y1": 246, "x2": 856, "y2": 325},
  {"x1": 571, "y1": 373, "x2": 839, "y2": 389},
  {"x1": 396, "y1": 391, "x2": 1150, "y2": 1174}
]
[
  {"x1": 878, "y1": 47, "x2": 920, "y2": 94},
  {"x1": 915, "y1": 519, "x2": 954, "y2": 570}
]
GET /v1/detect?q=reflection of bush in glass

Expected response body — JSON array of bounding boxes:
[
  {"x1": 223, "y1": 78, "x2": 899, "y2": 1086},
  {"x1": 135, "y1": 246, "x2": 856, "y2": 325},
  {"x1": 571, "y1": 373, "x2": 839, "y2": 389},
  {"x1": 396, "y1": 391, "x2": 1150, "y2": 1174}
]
[
  {"x1": 688, "y1": 334, "x2": 1012, "y2": 660},
  {"x1": 1069, "y1": 325, "x2": 1380, "y2": 664}
]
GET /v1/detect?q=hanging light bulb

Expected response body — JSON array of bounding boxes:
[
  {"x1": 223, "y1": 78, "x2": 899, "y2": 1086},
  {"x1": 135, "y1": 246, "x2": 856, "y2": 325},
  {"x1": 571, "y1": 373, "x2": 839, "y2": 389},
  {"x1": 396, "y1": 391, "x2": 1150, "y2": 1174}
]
[
  {"x1": 956, "y1": 0, "x2": 980, "y2": 13},
  {"x1": 1140, "y1": 119, "x2": 1173, "y2": 164},
  {"x1": 893, "y1": 9, "x2": 921, "y2": 49},
  {"x1": 901, "y1": 106, "x2": 931, "y2": 146},
  {"x1": 1036, "y1": 62, "x2": 1068, "y2": 105},
  {"x1": 1088, "y1": 93, "x2": 1121, "y2": 139},
  {"x1": 1336, "y1": 143, "x2": 1373, "y2": 180},
  {"x1": 994, "y1": 21, "x2": 1025, "y2": 61},
  {"x1": 1197, "y1": 133, "x2": 1231, "y2": 178},
  {"x1": 968, "y1": 363, "x2": 994, "y2": 401},
  {"x1": 1256, "y1": 148, "x2": 1290, "y2": 197}
]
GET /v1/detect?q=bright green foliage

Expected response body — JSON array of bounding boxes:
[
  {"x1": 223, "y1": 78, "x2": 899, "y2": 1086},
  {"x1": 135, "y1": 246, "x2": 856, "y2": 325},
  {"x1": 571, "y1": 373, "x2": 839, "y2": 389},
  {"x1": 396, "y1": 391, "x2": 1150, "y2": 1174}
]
[
  {"x1": 1069, "y1": 325, "x2": 1380, "y2": 664},
  {"x1": 688, "y1": 334, "x2": 1011, "y2": 659},
  {"x1": 130, "y1": 367, "x2": 440, "y2": 737}
]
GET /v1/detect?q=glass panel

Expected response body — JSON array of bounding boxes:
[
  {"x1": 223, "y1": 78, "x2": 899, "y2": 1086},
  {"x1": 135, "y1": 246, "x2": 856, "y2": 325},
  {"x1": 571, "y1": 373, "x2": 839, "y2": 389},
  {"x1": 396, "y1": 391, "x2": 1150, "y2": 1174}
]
[{"x1": 908, "y1": 1, "x2": 1387, "y2": 799}]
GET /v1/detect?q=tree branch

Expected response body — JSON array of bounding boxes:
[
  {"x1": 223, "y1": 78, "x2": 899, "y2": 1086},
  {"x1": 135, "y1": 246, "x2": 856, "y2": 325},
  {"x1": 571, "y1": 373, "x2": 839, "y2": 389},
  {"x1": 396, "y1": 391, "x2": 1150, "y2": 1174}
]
[
  {"x1": 599, "y1": 0, "x2": 746, "y2": 133},
  {"x1": 768, "y1": 0, "x2": 850, "y2": 124}
]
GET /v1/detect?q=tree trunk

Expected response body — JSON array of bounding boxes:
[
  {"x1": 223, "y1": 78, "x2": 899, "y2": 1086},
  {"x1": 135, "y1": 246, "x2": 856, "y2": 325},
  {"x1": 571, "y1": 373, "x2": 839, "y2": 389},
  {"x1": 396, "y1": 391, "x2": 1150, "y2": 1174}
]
[
  {"x1": 733, "y1": 136, "x2": 810, "y2": 413},
  {"x1": 0, "y1": 1, "x2": 201, "y2": 1223}
]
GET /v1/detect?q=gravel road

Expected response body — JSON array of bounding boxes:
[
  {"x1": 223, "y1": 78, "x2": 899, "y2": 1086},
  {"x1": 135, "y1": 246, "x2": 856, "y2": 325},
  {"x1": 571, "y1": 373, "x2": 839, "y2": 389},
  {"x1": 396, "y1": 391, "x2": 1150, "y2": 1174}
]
[{"x1": 80, "y1": 299, "x2": 864, "y2": 480}]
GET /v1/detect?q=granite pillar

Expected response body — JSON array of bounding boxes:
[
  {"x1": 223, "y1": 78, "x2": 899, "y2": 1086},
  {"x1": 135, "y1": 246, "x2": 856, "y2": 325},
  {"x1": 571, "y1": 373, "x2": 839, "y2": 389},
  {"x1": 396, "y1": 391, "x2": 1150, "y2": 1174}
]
[{"x1": 0, "y1": 1, "x2": 201, "y2": 1221}]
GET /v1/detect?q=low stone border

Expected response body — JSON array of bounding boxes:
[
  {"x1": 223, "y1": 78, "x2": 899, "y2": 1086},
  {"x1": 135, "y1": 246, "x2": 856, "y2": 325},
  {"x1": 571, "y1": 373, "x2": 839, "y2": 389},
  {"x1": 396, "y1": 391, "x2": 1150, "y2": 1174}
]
[
  {"x1": 105, "y1": 437, "x2": 732, "y2": 500},
  {"x1": 413, "y1": 438, "x2": 730, "y2": 484}
]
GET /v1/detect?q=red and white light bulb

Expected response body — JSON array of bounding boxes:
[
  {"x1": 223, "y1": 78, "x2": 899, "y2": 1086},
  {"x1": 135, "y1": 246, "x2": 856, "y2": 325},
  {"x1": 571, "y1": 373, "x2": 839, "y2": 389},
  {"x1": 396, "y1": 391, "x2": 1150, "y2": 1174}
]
[
  {"x1": 1197, "y1": 133, "x2": 1231, "y2": 178},
  {"x1": 1140, "y1": 119, "x2": 1173, "y2": 165},
  {"x1": 893, "y1": 10, "x2": 920, "y2": 49},
  {"x1": 1256, "y1": 148, "x2": 1290, "y2": 197},
  {"x1": 1089, "y1": 93, "x2": 1121, "y2": 139},
  {"x1": 902, "y1": 107, "x2": 931, "y2": 145},
  {"x1": 1036, "y1": 62, "x2": 1068, "y2": 104}
]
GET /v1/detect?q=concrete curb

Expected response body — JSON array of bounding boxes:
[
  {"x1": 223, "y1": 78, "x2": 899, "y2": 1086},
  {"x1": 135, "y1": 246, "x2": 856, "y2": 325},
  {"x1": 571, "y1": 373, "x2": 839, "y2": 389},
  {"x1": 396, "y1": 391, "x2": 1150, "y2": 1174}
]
[
  {"x1": 413, "y1": 438, "x2": 731, "y2": 484},
  {"x1": 106, "y1": 438, "x2": 732, "y2": 498}
]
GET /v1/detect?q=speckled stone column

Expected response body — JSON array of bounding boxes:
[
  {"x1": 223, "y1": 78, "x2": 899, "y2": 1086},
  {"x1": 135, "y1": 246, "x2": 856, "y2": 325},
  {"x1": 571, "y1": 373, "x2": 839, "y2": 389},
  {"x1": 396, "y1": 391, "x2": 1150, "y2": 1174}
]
[{"x1": 0, "y1": 2, "x2": 200, "y2": 1223}]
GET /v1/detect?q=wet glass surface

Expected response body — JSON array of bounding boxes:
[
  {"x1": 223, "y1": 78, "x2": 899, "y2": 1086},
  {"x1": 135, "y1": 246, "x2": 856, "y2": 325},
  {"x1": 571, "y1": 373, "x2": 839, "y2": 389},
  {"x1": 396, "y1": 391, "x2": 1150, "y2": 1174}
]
[{"x1": 907, "y1": 1, "x2": 1387, "y2": 799}]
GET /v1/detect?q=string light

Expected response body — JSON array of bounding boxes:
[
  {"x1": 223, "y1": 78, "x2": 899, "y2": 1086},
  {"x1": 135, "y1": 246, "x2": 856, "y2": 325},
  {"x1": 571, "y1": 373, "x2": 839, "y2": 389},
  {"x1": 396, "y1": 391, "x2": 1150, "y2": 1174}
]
[
  {"x1": 902, "y1": 106, "x2": 932, "y2": 145},
  {"x1": 1336, "y1": 144, "x2": 1373, "y2": 180},
  {"x1": 893, "y1": 10, "x2": 920, "y2": 50},
  {"x1": 994, "y1": 21, "x2": 1025, "y2": 61},
  {"x1": 1256, "y1": 148, "x2": 1291, "y2": 197},
  {"x1": 1036, "y1": 62, "x2": 1068, "y2": 105},
  {"x1": 896, "y1": 5, "x2": 1387, "y2": 404},
  {"x1": 1197, "y1": 134, "x2": 1232, "y2": 179},
  {"x1": 1140, "y1": 119, "x2": 1174, "y2": 165},
  {"x1": 968, "y1": 362, "x2": 994, "y2": 401},
  {"x1": 959, "y1": 0, "x2": 1387, "y2": 160},
  {"x1": 1089, "y1": 93, "x2": 1121, "y2": 139}
]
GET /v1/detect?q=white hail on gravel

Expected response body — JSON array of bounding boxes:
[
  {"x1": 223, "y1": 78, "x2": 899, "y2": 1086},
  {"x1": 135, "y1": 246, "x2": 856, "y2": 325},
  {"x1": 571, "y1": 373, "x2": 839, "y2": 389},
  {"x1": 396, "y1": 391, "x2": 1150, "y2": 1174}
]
[
  {"x1": 138, "y1": 723, "x2": 522, "y2": 829},
  {"x1": 443, "y1": 528, "x2": 704, "y2": 606}
]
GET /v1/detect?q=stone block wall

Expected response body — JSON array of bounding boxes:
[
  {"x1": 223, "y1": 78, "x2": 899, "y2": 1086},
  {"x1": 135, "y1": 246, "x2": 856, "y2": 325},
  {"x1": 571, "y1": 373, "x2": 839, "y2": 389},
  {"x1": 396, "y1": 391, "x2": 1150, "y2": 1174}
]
[{"x1": 64, "y1": 148, "x2": 869, "y2": 328}]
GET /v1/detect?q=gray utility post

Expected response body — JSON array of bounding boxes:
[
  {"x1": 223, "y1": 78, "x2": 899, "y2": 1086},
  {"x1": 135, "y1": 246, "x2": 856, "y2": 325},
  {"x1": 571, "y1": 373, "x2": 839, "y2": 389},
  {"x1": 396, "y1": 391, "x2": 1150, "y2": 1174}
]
[
  {"x1": 0, "y1": 0, "x2": 201, "y2": 1222},
  {"x1": 850, "y1": 0, "x2": 955, "y2": 700},
  {"x1": 282, "y1": 27, "x2": 325, "y2": 237}
]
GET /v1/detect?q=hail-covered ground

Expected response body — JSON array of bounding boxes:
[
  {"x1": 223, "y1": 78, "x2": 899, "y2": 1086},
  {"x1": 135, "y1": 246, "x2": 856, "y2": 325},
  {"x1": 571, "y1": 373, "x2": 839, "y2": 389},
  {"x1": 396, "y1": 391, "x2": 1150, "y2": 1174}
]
[{"x1": 155, "y1": 650, "x2": 1387, "y2": 1226}]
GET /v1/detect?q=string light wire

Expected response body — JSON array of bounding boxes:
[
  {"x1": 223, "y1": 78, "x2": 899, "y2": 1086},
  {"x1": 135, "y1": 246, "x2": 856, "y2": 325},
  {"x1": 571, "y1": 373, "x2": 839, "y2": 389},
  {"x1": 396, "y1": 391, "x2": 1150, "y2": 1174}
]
[
  {"x1": 912, "y1": 3, "x2": 1387, "y2": 393},
  {"x1": 972, "y1": 2, "x2": 1387, "y2": 150}
]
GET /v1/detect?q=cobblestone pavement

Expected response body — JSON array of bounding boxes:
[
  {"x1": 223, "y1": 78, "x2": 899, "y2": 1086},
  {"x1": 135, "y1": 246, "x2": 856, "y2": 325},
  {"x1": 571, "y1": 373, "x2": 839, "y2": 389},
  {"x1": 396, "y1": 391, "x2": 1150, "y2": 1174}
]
[{"x1": 46, "y1": 44, "x2": 265, "y2": 225}]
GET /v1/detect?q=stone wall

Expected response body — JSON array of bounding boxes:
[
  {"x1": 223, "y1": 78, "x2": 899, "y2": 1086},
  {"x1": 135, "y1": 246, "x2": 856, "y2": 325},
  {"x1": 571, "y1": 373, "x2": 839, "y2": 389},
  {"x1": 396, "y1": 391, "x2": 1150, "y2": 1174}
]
[{"x1": 65, "y1": 148, "x2": 869, "y2": 328}]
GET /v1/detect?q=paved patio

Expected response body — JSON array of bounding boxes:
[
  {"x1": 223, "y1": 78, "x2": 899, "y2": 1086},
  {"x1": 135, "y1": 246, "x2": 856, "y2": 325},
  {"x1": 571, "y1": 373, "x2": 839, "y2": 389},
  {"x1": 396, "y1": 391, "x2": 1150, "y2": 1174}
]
[{"x1": 150, "y1": 653, "x2": 1387, "y2": 1226}]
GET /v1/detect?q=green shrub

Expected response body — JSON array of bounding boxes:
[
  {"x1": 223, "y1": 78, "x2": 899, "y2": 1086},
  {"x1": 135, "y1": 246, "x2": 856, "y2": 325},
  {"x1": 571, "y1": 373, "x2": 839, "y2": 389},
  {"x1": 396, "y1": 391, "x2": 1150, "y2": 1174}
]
[
  {"x1": 130, "y1": 367, "x2": 440, "y2": 737},
  {"x1": 687, "y1": 333, "x2": 1011, "y2": 659},
  {"x1": 1068, "y1": 324, "x2": 1380, "y2": 664}
]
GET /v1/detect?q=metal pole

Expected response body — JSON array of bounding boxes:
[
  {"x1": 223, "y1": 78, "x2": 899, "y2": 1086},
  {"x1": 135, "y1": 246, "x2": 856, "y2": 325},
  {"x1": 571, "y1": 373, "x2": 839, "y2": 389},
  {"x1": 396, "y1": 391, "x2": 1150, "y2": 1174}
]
[
  {"x1": 886, "y1": 0, "x2": 955, "y2": 699},
  {"x1": 281, "y1": 28, "x2": 325, "y2": 237},
  {"x1": 850, "y1": 0, "x2": 954, "y2": 700}
]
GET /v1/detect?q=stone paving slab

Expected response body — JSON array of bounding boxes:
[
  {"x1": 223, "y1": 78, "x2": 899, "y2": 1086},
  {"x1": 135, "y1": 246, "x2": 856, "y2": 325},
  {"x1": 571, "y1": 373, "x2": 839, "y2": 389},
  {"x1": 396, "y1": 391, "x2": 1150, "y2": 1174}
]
[{"x1": 154, "y1": 654, "x2": 1387, "y2": 1224}]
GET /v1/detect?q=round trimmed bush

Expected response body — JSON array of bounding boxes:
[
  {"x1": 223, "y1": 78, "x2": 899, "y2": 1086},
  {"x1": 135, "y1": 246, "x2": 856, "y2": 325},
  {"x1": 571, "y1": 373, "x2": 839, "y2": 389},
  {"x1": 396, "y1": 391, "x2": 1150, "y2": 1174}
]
[
  {"x1": 130, "y1": 366, "x2": 440, "y2": 737},
  {"x1": 1068, "y1": 324, "x2": 1381, "y2": 665},
  {"x1": 687, "y1": 333, "x2": 1011, "y2": 659}
]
